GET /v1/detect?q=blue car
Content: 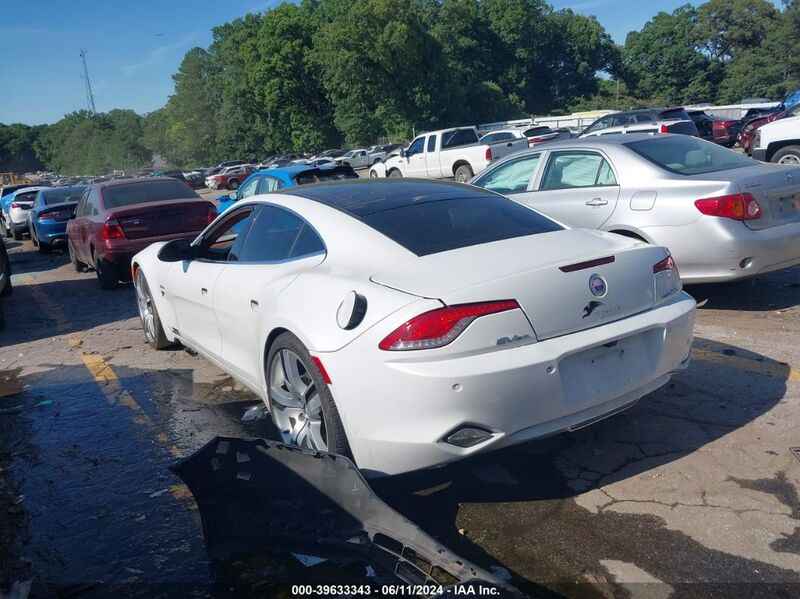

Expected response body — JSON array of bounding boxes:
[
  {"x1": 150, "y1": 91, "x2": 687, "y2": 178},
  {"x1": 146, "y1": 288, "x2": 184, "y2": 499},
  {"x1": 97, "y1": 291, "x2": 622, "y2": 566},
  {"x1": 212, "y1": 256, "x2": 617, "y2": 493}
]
[
  {"x1": 28, "y1": 185, "x2": 87, "y2": 253},
  {"x1": 216, "y1": 164, "x2": 358, "y2": 213}
]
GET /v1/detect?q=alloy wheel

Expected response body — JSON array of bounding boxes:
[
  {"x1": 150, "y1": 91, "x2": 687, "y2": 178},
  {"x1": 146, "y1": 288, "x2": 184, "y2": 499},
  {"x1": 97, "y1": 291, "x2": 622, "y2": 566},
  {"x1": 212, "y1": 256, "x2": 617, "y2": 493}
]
[
  {"x1": 269, "y1": 349, "x2": 327, "y2": 451},
  {"x1": 134, "y1": 270, "x2": 156, "y2": 343},
  {"x1": 778, "y1": 154, "x2": 800, "y2": 165}
]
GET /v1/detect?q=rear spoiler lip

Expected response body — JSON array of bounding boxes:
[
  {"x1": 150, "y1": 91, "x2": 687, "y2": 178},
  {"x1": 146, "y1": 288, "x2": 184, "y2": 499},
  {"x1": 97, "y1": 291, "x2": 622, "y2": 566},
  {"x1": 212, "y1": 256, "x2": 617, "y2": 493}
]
[{"x1": 559, "y1": 255, "x2": 615, "y2": 273}]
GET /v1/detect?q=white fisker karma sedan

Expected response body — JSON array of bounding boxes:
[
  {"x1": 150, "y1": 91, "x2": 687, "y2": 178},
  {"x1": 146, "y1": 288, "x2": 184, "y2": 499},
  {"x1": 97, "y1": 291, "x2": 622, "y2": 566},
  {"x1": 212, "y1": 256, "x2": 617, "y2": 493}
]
[{"x1": 132, "y1": 180, "x2": 695, "y2": 476}]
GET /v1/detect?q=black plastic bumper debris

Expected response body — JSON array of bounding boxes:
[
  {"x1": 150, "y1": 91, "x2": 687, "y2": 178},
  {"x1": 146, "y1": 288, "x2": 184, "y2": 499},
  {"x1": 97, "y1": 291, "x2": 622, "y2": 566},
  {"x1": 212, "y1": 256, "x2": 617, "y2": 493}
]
[{"x1": 172, "y1": 436, "x2": 521, "y2": 596}]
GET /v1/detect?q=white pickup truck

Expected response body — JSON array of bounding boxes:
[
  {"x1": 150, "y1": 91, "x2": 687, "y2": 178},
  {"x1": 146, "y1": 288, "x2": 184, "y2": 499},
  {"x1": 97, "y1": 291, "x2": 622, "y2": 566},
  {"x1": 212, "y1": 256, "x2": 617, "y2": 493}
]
[
  {"x1": 751, "y1": 116, "x2": 800, "y2": 164},
  {"x1": 369, "y1": 127, "x2": 527, "y2": 182}
]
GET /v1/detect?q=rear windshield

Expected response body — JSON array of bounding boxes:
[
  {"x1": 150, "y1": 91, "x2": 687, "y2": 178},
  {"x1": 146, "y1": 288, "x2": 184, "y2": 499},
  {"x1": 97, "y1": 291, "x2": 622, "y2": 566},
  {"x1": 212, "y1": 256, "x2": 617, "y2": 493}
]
[
  {"x1": 626, "y1": 136, "x2": 757, "y2": 175},
  {"x1": 523, "y1": 127, "x2": 551, "y2": 136},
  {"x1": 362, "y1": 195, "x2": 562, "y2": 256},
  {"x1": 442, "y1": 129, "x2": 479, "y2": 149},
  {"x1": 14, "y1": 191, "x2": 39, "y2": 203},
  {"x1": 42, "y1": 187, "x2": 86, "y2": 205},
  {"x1": 103, "y1": 180, "x2": 198, "y2": 209},
  {"x1": 658, "y1": 108, "x2": 691, "y2": 121},
  {"x1": 294, "y1": 170, "x2": 359, "y2": 186}
]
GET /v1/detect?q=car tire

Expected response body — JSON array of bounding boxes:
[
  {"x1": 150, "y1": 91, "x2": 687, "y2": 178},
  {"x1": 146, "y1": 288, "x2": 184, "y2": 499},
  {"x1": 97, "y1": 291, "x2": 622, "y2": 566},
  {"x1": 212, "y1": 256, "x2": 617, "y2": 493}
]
[
  {"x1": 228, "y1": 179, "x2": 239, "y2": 190},
  {"x1": 68, "y1": 241, "x2": 87, "y2": 272},
  {"x1": 94, "y1": 252, "x2": 119, "y2": 290},
  {"x1": 37, "y1": 240, "x2": 51, "y2": 254},
  {"x1": 388, "y1": 169, "x2": 403, "y2": 178},
  {"x1": 0, "y1": 256, "x2": 11, "y2": 299},
  {"x1": 134, "y1": 268, "x2": 173, "y2": 350},
  {"x1": 12, "y1": 228, "x2": 22, "y2": 241},
  {"x1": 771, "y1": 145, "x2": 800, "y2": 165},
  {"x1": 454, "y1": 164, "x2": 474, "y2": 183},
  {"x1": 266, "y1": 332, "x2": 351, "y2": 457}
]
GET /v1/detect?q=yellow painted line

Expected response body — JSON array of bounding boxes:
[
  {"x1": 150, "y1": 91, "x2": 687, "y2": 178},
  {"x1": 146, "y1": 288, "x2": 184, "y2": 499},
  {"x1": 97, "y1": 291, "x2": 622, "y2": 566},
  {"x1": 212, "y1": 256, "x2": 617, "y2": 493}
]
[
  {"x1": 693, "y1": 347, "x2": 800, "y2": 383},
  {"x1": 20, "y1": 275, "x2": 193, "y2": 503}
]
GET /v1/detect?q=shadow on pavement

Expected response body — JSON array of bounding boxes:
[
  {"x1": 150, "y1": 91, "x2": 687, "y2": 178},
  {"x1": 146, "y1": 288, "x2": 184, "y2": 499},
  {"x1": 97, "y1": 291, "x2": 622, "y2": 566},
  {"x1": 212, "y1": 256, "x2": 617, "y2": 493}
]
[{"x1": 686, "y1": 265, "x2": 800, "y2": 311}]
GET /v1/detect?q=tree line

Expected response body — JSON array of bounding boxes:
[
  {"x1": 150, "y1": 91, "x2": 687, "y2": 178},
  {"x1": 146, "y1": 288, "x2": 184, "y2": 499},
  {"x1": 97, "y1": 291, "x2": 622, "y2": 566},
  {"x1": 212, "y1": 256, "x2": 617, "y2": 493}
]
[{"x1": 2, "y1": 0, "x2": 799, "y2": 174}]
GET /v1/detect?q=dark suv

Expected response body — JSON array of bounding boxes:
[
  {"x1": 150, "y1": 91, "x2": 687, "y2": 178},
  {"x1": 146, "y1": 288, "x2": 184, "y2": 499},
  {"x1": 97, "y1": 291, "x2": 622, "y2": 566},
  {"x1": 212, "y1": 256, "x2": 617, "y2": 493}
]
[{"x1": 581, "y1": 107, "x2": 700, "y2": 138}]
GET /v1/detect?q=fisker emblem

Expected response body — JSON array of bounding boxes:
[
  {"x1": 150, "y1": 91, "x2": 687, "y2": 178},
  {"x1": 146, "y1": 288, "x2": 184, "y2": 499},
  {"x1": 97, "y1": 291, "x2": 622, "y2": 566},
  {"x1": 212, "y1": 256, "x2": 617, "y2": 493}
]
[
  {"x1": 589, "y1": 273, "x2": 607, "y2": 297},
  {"x1": 582, "y1": 300, "x2": 603, "y2": 318}
]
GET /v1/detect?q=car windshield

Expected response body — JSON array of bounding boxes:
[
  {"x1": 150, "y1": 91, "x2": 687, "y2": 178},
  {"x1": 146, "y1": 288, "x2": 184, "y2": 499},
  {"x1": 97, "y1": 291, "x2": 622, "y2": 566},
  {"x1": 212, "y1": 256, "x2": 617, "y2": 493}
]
[
  {"x1": 42, "y1": 187, "x2": 86, "y2": 205},
  {"x1": 625, "y1": 136, "x2": 757, "y2": 175},
  {"x1": 103, "y1": 180, "x2": 198, "y2": 209},
  {"x1": 362, "y1": 195, "x2": 562, "y2": 256}
]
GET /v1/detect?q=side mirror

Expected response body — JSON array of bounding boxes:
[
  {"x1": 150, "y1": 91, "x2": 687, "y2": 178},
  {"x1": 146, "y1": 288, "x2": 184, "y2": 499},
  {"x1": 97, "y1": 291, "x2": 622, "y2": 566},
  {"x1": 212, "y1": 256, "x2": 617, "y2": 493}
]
[
  {"x1": 158, "y1": 238, "x2": 195, "y2": 262},
  {"x1": 398, "y1": 148, "x2": 406, "y2": 158},
  {"x1": 228, "y1": 191, "x2": 238, "y2": 200}
]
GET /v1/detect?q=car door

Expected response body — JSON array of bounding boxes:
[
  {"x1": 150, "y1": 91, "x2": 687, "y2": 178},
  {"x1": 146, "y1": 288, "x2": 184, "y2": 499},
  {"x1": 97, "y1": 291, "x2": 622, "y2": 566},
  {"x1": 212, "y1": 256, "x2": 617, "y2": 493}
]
[
  {"x1": 213, "y1": 205, "x2": 326, "y2": 386},
  {"x1": 525, "y1": 150, "x2": 620, "y2": 229},
  {"x1": 74, "y1": 188, "x2": 97, "y2": 263},
  {"x1": 166, "y1": 207, "x2": 256, "y2": 357},
  {"x1": 471, "y1": 153, "x2": 543, "y2": 201},
  {"x1": 402, "y1": 136, "x2": 428, "y2": 177}
]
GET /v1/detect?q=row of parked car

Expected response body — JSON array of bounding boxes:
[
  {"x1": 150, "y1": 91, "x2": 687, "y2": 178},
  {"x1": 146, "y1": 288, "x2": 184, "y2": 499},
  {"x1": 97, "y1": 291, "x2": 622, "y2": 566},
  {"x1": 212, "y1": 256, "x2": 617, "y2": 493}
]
[{"x1": 1, "y1": 122, "x2": 798, "y2": 475}]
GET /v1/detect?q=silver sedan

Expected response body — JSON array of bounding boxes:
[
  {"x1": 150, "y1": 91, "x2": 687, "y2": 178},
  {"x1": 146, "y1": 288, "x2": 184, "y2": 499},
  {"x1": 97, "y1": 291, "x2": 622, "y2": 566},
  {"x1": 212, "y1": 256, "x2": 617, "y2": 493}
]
[{"x1": 469, "y1": 133, "x2": 800, "y2": 283}]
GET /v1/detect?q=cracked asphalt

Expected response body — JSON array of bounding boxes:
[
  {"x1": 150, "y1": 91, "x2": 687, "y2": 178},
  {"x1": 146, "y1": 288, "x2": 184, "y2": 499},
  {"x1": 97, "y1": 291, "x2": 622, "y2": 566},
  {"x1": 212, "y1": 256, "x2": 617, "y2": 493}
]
[{"x1": 0, "y1": 229, "x2": 798, "y2": 598}]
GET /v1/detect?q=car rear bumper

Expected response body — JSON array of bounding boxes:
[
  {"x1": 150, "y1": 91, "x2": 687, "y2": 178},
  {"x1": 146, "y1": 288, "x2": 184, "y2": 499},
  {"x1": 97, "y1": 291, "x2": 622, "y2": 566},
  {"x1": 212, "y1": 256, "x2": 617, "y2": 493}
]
[
  {"x1": 99, "y1": 231, "x2": 202, "y2": 268},
  {"x1": 322, "y1": 293, "x2": 696, "y2": 477},
  {"x1": 642, "y1": 218, "x2": 800, "y2": 283},
  {"x1": 35, "y1": 221, "x2": 69, "y2": 244}
]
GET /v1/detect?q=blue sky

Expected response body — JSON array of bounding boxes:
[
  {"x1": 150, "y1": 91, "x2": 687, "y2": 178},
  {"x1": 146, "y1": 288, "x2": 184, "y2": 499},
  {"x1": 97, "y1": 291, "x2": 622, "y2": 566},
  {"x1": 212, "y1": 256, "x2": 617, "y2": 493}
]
[{"x1": 0, "y1": 0, "x2": 780, "y2": 125}]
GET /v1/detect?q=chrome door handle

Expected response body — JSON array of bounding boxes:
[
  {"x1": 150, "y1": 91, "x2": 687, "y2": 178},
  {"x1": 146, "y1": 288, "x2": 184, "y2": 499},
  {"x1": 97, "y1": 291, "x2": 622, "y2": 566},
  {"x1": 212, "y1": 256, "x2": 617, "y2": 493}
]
[
  {"x1": 585, "y1": 198, "x2": 608, "y2": 207},
  {"x1": 250, "y1": 300, "x2": 259, "y2": 311},
  {"x1": 200, "y1": 287, "x2": 208, "y2": 295}
]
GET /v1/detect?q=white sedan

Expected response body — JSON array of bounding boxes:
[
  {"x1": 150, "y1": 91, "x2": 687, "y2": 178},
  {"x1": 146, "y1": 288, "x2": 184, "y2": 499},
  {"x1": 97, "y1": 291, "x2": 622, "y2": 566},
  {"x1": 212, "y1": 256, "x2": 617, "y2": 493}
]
[{"x1": 131, "y1": 180, "x2": 695, "y2": 476}]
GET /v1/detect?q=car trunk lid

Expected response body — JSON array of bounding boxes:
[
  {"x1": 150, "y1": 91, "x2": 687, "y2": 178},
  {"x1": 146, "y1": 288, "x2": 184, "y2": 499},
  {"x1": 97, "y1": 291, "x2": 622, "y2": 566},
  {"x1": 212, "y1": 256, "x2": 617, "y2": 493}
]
[
  {"x1": 371, "y1": 230, "x2": 665, "y2": 341},
  {"x1": 735, "y1": 164, "x2": 800, "y2": 230},
  {"x1": 110, "y1": 199, "x2": 212, "y2": 240}
]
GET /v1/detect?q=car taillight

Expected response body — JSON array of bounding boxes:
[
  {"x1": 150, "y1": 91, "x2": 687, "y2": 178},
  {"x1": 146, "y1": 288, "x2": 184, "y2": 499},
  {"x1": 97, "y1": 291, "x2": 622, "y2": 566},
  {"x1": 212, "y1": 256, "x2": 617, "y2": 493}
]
[
  {"x1": 659, "y1": 124, "x2": 668, "y2": 133},
  {"x1": 9, "y1": 202, "x2": 20, "y2": 209},
  {"x1": 695, "y1": 193, "x2": 761, "y2": 221},
  {"x1": 101, "y1": 218, "x2": 125, "y2": 240},
  {"x1": 379, "y1": 300, "x2": 520, "y2": 351},
  {"x1": 485, "y1": 146, "x2": 492, "y2": 162},
  {"x1": 653, "y1": 254, "x2": 681, "y2": 302},
  {"x1": 714, "y1": 120, "x2": 735, "y2": 129},
  {"x1": 38, "y1": 212, "x2": 57, "y2": 220},
  {"x1": 206, "y1": 206, "x2": 217, "y2": 225}
]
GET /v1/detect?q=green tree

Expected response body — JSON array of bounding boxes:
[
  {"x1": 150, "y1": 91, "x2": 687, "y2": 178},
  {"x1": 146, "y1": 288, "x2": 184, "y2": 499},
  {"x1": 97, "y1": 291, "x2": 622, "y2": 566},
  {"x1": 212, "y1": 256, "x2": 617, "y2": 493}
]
[
  {"x1": 695, "y1": 0, "x2": 779, "y2": 60},
  {"x1": 622, "y1": 5, "x2": 720, "y2": 104}
]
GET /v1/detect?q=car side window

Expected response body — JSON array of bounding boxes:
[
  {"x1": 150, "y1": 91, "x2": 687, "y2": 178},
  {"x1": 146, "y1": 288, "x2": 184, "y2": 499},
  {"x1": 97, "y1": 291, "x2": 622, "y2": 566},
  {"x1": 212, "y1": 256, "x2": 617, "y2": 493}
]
[
  {"x1": 74, "y1": 190, "x2": 89, "y2": 216},
  {"x1": 237, "y1": 205, "x2": 325, "y2": 263},
  {"x1": 85, "y1": 188, "x2": 101, "y2": 216},
  {"x1": 238, "y1": 177, "x2": 260, "y2": 199},
  {"x1": 611, "y1": 114, "x2": 635, "y2": 127},
  {"x1": 636, "y1": 113, "x2": 655, "y2": 123},
  {"x1": 475, "y1": 154, "x2": 541, "y2": 194},
  {"x1": 540, "y1": 151, "x2": 617, "y2": 190},
  {"x1": 427, "y1": 135, "x2": 436, "y2": 152},
  {"x1": 258, "y1": 176, "x2": 281, "y2": 193},
  {"x1": 584, "y1": 117, "x2": 610, "y2": 134},
  {"x1": 407, "y1": 137, "x2": 425, "y2": 156},
  {"x1": 198, "y1": 208, "x2": 255, "y2": 262}
]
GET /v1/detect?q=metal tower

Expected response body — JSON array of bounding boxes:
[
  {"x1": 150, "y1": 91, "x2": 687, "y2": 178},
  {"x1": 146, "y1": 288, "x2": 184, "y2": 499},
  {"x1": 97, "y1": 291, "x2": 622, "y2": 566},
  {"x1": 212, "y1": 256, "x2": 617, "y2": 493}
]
[{"x1": 79, "y1": 49, "x2": 97, "y2": 114}]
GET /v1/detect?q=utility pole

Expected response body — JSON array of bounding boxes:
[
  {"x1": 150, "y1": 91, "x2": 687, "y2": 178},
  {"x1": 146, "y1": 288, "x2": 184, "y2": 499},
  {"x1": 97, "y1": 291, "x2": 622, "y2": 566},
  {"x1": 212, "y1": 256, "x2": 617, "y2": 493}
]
[{"x1": 79, "y1": 49, "x2": 97, "y2": 115}]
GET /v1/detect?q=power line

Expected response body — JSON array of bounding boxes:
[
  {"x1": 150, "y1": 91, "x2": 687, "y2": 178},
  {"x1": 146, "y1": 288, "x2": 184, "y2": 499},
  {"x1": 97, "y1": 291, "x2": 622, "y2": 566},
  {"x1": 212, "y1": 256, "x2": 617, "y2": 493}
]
[{"x1": 79, "y1": 49, "x2": 97, "y2": 115}]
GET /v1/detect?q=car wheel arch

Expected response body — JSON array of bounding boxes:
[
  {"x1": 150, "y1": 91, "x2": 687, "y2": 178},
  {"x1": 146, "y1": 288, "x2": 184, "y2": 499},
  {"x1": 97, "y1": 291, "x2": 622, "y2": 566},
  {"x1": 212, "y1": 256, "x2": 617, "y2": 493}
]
[
  {"x1": 766, "y1": 140, "x2": 800, "y2": 162},
  {"x1": 607, "y1": 228, "x2": 652, "y2": 244}
]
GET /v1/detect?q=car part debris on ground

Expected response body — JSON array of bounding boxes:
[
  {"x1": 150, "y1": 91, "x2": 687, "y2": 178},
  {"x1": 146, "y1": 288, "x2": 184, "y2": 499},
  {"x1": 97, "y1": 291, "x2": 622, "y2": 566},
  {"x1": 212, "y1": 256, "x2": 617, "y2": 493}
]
[{"x1": 172, "y1": 436, "x2": 522, "y2": 596}]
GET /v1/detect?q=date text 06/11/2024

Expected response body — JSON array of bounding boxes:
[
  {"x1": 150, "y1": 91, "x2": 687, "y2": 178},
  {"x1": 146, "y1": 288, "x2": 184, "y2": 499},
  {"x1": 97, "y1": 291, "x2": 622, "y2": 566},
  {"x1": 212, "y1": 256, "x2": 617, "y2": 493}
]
[{"x1": 291, "y1": 584, "x2": 503, "y2": 596}]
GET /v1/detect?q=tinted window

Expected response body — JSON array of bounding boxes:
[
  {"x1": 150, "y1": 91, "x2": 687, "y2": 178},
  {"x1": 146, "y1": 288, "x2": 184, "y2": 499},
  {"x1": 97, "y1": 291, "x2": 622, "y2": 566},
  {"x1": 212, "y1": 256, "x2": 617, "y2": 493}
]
[
  {"x1": 626, "y1": 136, "x2": 757, "y2": 175},
  {"x1": 294, "y1": 169, "x2": 359, "y2": 186},
  {"x1": 14, "y1": 191, "x2": 39, "y2": 203},
  {"x1": 483, "y1": 132, "x2": 514, "y2": 143},
  {"x1": 523, "y1": 127, "x2": 551, "y2": 136},
  {"x1": 199, "y1": 208, "x2": 254, "y2": 261},
  {"x1": 41, "y1": 187, "x2": 87, "y2": 205},
  {"x1": 238, "y1": 206, "x2": 324, "y2": 262},
  {"x1": 103, "y1": 180, "x2": 198, "y2": 209},
  {"x1": 610, "y1": 114, "x2": 636, "y2": 127},
  {"x1": 636, "y1": 113, "x2": 655, "y2": 123},
  {"x1": 540, "y1": 152, "x2": 617, "y2": 190},
  {"x1": 427, "y1": 135, "x2": 436, "y2": 152},
  {"x1": 659, "y1": 108, "x2": 691, "y2": 121},
  {"x1": 441, "y1": 129, "x2": 478, "y2": 148},
  {"x1": 475, "y1": 154, "x2": 540, "y2": 194},
  {"x1": 362, "y1": 195, "x2": 562, "y2": 257},
  {"x1": 407, "y1": 137, "x2": 424, "y2": 155}
]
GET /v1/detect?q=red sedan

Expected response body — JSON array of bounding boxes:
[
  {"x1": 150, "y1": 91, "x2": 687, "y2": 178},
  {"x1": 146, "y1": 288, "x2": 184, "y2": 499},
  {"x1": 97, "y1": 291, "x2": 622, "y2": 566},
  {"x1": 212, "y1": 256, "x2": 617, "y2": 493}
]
[
  {"x1": 66, "y1": 178, "x2": 216, "y2": 289},
  {"x1": 740, "y1": 103, "x2": 800, "y2": 153}
]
